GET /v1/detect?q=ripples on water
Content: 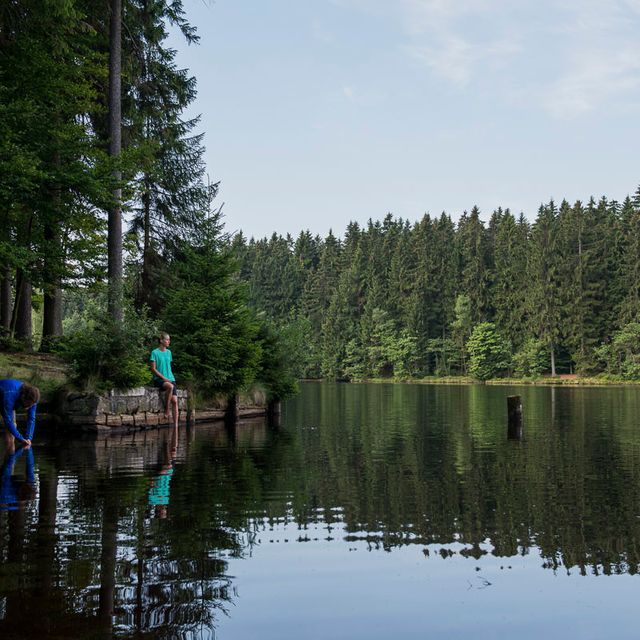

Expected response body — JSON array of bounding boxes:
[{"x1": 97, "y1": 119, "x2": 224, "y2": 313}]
[{"x1": 1, "y1": 382, "x2": 640, "y2": 639}]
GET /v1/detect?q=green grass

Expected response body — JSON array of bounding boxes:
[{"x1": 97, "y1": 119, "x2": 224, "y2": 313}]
[
  {"x1": 0, "y1": 351, "x2": 70, "y2": 401},
  {"x1": 323, "y1": 374, "x2": 640, "y2": 387}
]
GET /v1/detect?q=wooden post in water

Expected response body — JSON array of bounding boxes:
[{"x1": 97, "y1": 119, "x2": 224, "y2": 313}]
[
  {"x1": 267, "y1": 400, "x2": 282, "y2": 428},
  {"x1": 507, "y1": 395, "x2": 523, "y2": 439},
  {"x1": 224, "y1": 394, "x2": 239, "y2": 425}
]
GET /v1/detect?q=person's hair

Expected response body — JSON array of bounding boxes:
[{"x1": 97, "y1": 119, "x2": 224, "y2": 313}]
[
  {"x1": 158, "y1": 332, "x2": 170, "y2": 343},
  {"x1": 19, "y1": 383, "x2": 40, "y2": 407}
]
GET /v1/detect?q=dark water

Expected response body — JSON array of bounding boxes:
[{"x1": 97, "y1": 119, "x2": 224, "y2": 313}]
[{"x1": 2, "y1": 382, "x2": 640, "y2": 639}]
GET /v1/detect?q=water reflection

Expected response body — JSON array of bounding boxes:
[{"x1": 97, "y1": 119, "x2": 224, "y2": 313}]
[
  {"x1": 0, "y1": 383, "x2": 639, "y2": 637},
  {"x1": 0, "y1": 447, "x2": 35, "y2": 511}
]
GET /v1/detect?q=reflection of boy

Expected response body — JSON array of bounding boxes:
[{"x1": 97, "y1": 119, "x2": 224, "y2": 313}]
[
  {"x1": 0, "y1": 447, "x2": 35, "y2": 511},
  {"x1": 148, "y1": 425, "x2": 178, "y2": 519},
  {"x1": 150, "y1": 333, "x2": 178, "y2": 427},
  {"x1": 148, "y1": 465, "x2": 174, "y2": 519},
  {"x1": 0, "y1": 379, "x2": 40, "y2": 448}
]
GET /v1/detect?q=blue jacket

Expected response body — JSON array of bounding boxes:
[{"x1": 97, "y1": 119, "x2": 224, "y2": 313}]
[
  {"x1": 0, "y1": 447, "x2": 35, "y2": 511},
  {"x1": 0, "y1": 379, "x2": 37, "y2": 441}
]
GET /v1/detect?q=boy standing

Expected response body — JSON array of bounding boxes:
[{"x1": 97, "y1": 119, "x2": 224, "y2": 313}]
[{"x1": 150, "y1": 333, "x2": 178, "y2": 427}]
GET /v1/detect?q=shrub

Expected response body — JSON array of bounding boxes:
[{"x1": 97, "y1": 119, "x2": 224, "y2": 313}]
[
  {"x1": 467, "y1": 322, "x2": 511, "y2": 381},
  {"x1": 62, "y1": 308, "x2": 158, "y2": 391},
  {"x1": 513, "y1": 338, "x2": 547, "y2": 378}
]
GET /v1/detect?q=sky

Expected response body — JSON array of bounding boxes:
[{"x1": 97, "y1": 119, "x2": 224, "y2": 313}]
[{"x1": 168, "y1": 0, "x2": 640, "y2": 239}]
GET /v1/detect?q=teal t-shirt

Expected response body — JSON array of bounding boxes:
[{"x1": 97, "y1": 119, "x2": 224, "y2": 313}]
[
  {"x1": 150, "y1": 348, "x2": 175, "y2": 382},
  {"x1": 148, "y1": 468, "x2": 174, "y2": 506}
]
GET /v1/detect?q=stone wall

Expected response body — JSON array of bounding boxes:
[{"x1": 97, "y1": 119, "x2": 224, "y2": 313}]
[
  {"x1": 60, "y1": 386, "x2": 273, "y2": 431},
  {"x1": 62, "y1": 386, "x2": 189, "y2": 430}
]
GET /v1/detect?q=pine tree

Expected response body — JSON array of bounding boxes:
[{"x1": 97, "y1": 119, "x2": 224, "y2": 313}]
[
  {"x1": 491, "y1": 209, "x2": 529, "y2": 351},
  {"x1": 456, "y1": 206, "x2": 489, "y2": 324},
  {"x1": 529, "y1": 202, "x2": 562, "y2": 375}
]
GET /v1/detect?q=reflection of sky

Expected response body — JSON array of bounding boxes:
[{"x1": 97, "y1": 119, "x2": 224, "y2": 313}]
[{"x1": 220, "y1": 521, "x2": 637, "y2": 640}]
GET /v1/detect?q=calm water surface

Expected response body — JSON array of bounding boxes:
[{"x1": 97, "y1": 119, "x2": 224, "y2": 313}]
[{"x1": 2, "y1": 382, "x2": 640, "y2": 639}]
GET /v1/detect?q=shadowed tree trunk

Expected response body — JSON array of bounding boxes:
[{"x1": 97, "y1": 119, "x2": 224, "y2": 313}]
[
  {"x1": 12, "y1": 269, "x2": 32, "y2": 347},
  {"x1": 42, "y1": 285, "x2": 62, "y2": 346},
  {"x1": 108, "y1": 0, "x2": 123, "y2": 323},
  {"x1": 1, "y1": 266, "x2": 13, "y2": 332},
  {"x1": 42, "y1": 152, "x2": 63, "y2": 349}
]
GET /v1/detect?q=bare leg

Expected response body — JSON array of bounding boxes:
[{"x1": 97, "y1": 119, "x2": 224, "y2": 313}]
[
  {"x1": 162, "y1": 381, "x2": 172, "y2": 419},
  {"x1": 3, "y1": 431, "x2": 15, "y2": 454},
  {"x1": 171, "y1": 394, "x2": 178, "y2": 428}
]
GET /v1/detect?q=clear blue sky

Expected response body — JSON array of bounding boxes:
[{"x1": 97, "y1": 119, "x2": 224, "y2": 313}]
[{"x1": 169, "y1": 0, "x2": 640, "y2": 239}]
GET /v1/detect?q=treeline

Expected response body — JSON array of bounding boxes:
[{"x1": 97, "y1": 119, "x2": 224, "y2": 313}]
[
  {"x1": 234, "y1": 196, "x2": 640, "y2": 380},
  {"x1": 0, "y1": 1, "x2": 294, "y2": 398}
]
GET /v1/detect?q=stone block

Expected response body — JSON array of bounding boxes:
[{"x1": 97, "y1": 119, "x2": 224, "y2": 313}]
[
  {"x1": 106, "y1": 415, "x2": 122, "y2": 427},
  {"x1": 145, "y1": 413, "x2": 159, "y2": 427},
  {"x1": 110, "y1": 387, "x2": 147, "y2": 397},
  {"x1": 120, "y1": 415, "x2": 136, "y2": 427}
]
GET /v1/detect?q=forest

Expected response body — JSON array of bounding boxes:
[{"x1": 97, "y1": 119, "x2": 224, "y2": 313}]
[
  {"x1": 0, "y1": 0, "x2": 295, "y2": 400},
  {"x1": 234, "y1": 196, "x2": 640, "y2": 381},
  {"x1": 3, "y1": 2, "x2": 640, "y2": 394}
]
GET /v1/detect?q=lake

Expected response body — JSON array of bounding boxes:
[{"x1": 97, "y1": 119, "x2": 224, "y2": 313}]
[{"x1": 1, "y1": 381, "x2": 640, "y2": 639}]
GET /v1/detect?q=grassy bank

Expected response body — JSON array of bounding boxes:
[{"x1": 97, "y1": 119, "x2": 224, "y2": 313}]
[
  {"x1": 337, "y1": 375, "x2": 640, "y2": 387},
  {"x1": 0, "y1": 352, "x2": 70, "y2": 401}
]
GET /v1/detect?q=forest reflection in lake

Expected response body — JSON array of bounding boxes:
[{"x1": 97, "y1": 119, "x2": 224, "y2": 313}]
[{"x1": 1, "y1": 381, "x2": 640, "y2": 639}]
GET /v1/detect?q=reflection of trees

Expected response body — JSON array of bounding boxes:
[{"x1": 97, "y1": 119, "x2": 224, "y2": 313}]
[
  {"x1": 0, "y1": 427, "x2": 240, "y2": 638},
  {"x1": 3, "y1": 384, "x2": 640, "y2": 634},
  {"x1": 281, "y1": 383, "x2": 640, "y2": 575}
]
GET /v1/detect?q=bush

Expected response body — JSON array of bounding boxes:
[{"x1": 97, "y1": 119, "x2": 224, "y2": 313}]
[
  {"x1": 513, "y1": 338, "x2": 547, "y2": 377},
  {"x1": 467, "y1": 322, "x2": 511, "y2": 381},
  {"x1": 254, "y1": 320, "x2": 298, "y2": 401},
  {"x1": 62, "y1": 307, "x2": 158, "y2": 391},
  {"x1": 595, "y1": 323, "x2": 640, "y2": 380}
]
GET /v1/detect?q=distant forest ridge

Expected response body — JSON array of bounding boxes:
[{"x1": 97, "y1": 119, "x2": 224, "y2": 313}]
[{"x1": 232, "y1": 191, "x2": 640, "y2": 380}]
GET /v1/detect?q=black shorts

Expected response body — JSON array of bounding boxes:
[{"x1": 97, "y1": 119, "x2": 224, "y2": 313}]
[{"x1": 153, "y1": 378, "x2": 177, "y2": 396}]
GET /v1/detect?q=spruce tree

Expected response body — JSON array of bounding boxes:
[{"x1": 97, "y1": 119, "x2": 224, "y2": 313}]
[{"x1": 529, "y1": 202, "x2": 562, "y2": 375}]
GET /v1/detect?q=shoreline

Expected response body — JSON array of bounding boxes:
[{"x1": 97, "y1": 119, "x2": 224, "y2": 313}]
[{"x1": 299, "y1": 376, "x2": 640, "y2": 388}]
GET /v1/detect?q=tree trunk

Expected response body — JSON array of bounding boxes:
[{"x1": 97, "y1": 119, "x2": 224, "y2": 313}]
[
  {"x1": 42, "y1": 152, "x2": 63, "y2": 349},
  {"x1": 12, "y1": 270, "x2": 32, "y2": 347},
  {"x1": 42, "y1": 286, "x2": 62, "y2": 347},
  {"x1": 550, "y1": 345, "x2": 556, "y2": 377},
  {"x1": 108, "y1": 0, "x2": 123, "y2": 323},
  {"x1": 1, "y1": 266, "x2": 13, "y2": 332}
]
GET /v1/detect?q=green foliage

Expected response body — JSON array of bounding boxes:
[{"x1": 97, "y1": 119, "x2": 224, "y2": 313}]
[
  {"x1": 62, "y1": 305, "x2": 158, "y2": 391},
  {"x1": 254, "y1": 321, "x2": 299, "y2": 401},
  {"x1": 451, "y1": 294, "x2": 473, "y2": 374},
  {"x1": 513, "y1": 338, "x2": 547, "y2": 378},
  {"x1": 343, "y1": 337, "x2": 366, "y2": 380},
  {"x1": 467, "y1": 322, "x2": 511, "y2": 381},
  {"x1": 595, "y1": 323, "x2": 640, "y2": 380},
  {"x1": 386, "y1": 331, "x2": 419, "y2": 379},
  {"x1": 426, "y1": 337, "x2": 459, "y2": 376},
  {"x1": 161, "y1": 221, "x2": 262, "y2": 396}
]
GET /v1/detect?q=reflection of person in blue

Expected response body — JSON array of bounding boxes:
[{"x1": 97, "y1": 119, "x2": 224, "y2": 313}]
[
  {"x1": 0, "y1": 379, "x2": 40, "y2": 448},
  {"x1": 148, "y1": 425, "x2": 178, "y2": 519},
  {"x1": 0, "y1": 446, "x2": 35, "y2": 511}
]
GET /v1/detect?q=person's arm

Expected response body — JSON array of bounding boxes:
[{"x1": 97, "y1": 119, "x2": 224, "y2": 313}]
[
  {"x1": 150, "y1": 357, "x2": 168, "y2": 382},
  {"x1": 24, "y1": 447, "x2": 34, "y2": 484},
  {"x1": 25, "y1": 403, "x2": 37, "y2": 440}
]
